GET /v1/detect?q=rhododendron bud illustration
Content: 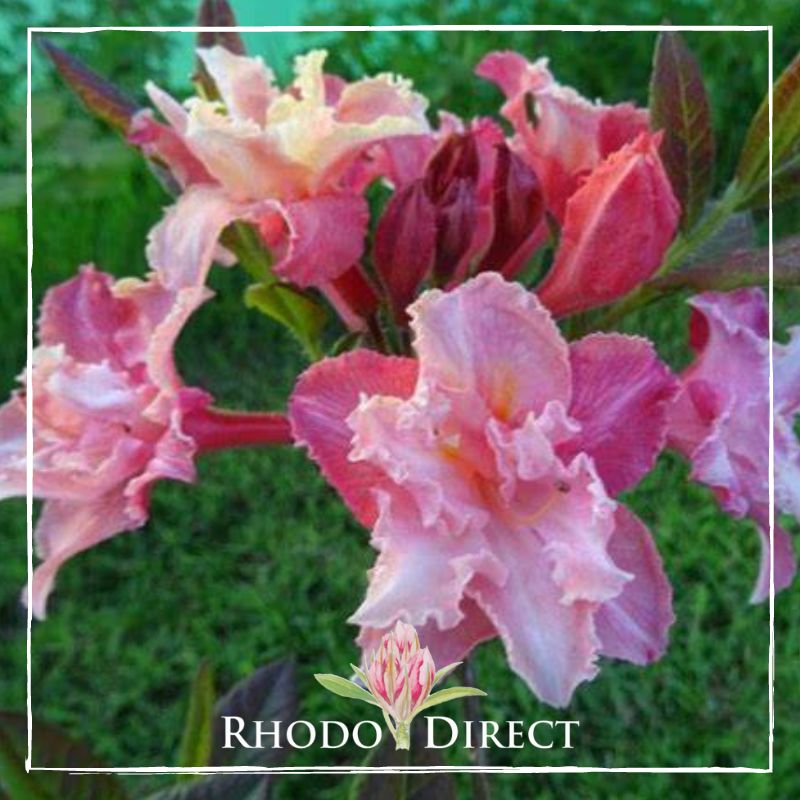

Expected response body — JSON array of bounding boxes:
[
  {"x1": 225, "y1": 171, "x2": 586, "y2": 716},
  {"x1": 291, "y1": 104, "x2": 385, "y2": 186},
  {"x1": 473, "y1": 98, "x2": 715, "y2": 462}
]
[{"x1": 315, "y1": 620, "x2": 484, "y2": 749}]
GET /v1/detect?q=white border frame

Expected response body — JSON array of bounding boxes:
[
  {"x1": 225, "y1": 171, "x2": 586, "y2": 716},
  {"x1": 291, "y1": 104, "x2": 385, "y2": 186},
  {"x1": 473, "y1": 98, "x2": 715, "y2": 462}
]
[{"x1": 25, "y1": 23, "x2": 775, "y2": 777}]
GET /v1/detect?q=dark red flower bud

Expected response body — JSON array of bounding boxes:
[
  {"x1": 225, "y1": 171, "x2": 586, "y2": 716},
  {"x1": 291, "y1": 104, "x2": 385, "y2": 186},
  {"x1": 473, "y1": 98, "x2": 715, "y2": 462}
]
[
  {"x1": 424, "y1": 133, "x2": 480, "y2": 202},
  {"x1": 432, "y1": 178, "x2": 479, "y2": 285},
  {"x1": 480, "y1": 144, "x2": 546, "y2": 277},
  {"x1": 373, "y1": 180, "x2": 437, "y2": 320}
]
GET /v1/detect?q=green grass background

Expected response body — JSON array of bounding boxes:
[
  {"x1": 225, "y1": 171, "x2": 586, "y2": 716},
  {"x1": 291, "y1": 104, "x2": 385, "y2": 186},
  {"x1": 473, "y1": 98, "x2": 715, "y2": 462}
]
[{"x1": 1, "y1": 3, "x2": 800, "y2": 798}]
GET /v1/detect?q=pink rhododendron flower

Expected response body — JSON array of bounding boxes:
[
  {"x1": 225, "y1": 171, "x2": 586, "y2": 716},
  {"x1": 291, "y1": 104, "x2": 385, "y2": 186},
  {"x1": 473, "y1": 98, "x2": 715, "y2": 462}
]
[
  {"x1": 0, "y1": 267, "x2": 290, "y2": 618},
  {"x1": 476, "y1": 50, "x2": 650, "y2": 222},
  {"x1": 291, "y1": 273, "x2": 677, "y2": 706},
  {"x1": 0, "y1": 267, "x2": 210, "y2": 617},
  {"x1": 667, "y1": 289, "x2": 799, "y2": 601},
  {"x1": 131, "y1": 47, "x2": 430, "y2": 297}
]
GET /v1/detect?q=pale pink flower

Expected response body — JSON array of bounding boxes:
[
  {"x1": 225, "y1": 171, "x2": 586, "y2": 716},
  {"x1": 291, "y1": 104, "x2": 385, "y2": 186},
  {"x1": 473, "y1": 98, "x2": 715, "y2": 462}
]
[
  {"x1": 0, "y1": 267, "x2": 212, "y2": 618},
  {"x1": 667, "y1": 289, "x2": 798, "y2": 601},
  {"x1": 476, "y1": 50, "x2": 650, "y2": 222},
  {"x1": 291, "y1": 273, "x2": 676, "y2": 706},
  {"x1": 130, "y1": 47, "x2": 430, "y2": 299},
  {"x1": 364, "y1": 621, "x2": 436, "y2": 724}
]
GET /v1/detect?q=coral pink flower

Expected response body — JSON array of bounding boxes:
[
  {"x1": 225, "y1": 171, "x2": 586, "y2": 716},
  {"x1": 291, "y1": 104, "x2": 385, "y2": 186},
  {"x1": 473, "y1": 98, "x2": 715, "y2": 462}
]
[
  {"x1": 0, "y1": 266, "x2": 289, "y2": 618},
  {"x1": 364, "y1": 621, "x2": 436, "y2": 724},
  {"x1": 667, "y1": 289, "x2": 798, "y2": 601},
  {"x1": 291, "y1": 273, "x2": 677, "y2": 706},
  {"x1": 131, "y1": 47, "x2": 430, "y2": 298},
  {"x1": 476, "y1": 50, "x2": 650, "y2": 222},
  {"x1": 476, "y1": 52, "x2": 678, "y2": 318}
]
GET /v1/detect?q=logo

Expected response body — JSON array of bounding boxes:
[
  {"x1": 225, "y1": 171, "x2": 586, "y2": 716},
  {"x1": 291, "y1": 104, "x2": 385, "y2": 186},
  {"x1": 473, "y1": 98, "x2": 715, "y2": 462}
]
[{"x1": 314, "y1": 621, "x2": 485, "y2": 750}]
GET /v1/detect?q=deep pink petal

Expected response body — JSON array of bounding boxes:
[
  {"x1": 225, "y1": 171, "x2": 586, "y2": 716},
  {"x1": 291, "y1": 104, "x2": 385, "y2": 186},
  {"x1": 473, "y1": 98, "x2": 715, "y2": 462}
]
[
  {"x1": 28, "y1": 493, "x2": 137, "y2": 619},
  {"x1": 559, "y1": 333, "x2": 678, "y2": 494},
  {"x1": 289, "y1": 350, "x2": 418, "y2": 527},
  {"x1": 268, "y1": 194, "x2": 369, "y2": 287},
  {"x1": 409, "y1": 272, "x2": 571, "y2": 424},
  {"x1": 595, "y1": 507, "x2": 674, "y2": 664}
]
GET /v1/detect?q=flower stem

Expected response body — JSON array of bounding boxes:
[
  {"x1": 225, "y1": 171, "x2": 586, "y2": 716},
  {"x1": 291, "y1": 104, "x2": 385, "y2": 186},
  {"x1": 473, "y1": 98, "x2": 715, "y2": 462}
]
[
  {"x1": 394, "y1": 720, "x2": 410, "y2": 750},
  {"x1": 182, "y1": 406, "x2": 293, "y2": 451}
]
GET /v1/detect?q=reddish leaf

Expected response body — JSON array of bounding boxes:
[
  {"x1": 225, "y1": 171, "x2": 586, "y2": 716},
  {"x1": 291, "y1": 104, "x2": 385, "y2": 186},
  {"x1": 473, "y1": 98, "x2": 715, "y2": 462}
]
[
  {"x1": 37, "y1": 38, "x2": 139, "y2": 134},
  {"x1": 649, "y1": 31, "x2": 715, "y2": 231},
  {"x1": 649, "y1": 235, "x2": 800, "y2": 292},
  {"x1": 737, "y1": 51, "x2": 800, "y2": 193},
  {"x1": 196, "y1": 0, "x2": 245, "y2": 54}
]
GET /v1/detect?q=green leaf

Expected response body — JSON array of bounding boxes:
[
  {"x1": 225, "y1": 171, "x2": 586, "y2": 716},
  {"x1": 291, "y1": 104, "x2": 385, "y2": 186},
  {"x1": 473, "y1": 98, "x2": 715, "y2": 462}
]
[
  {"x1": 0, "y1": 712, "x2": 127, "y2": 800},
  {"x1": 349, "y1": 663, "x2": 370, "y2": 687},
  {"x1": 414, "y1": 686, "x2": 487, "y2": 716},
  {"x1": 649, "y1": 31, "x2": 715, "y2": 231},
  {"x1": 36, "y1": 39, "x2": 139, "y2": 134},
  {"x1": 737, "y1": 52, "x2": 800, "y2": 193},
  {"x1": 432, "y1": 661, "x2": 461, "y2": 687},
  {"x1": 244, "y1": 281, "x2": 326, "y2": 361},
  {"x1": 314, "y1": 674, "x2": 382, "y2": 707},
  {"x1": 176, "y1": 661, "x2": 215, "y2": 775},
  {"x1": 743, "y1": 147, "x2": 800, "y2": 208}
]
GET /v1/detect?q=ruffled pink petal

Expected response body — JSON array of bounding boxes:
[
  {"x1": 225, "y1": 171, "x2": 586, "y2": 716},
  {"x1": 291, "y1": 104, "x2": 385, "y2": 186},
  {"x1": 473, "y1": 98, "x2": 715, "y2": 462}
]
[
  {"x1": 197, "y1": 46, "x2": 277, "y2": 124},
  {"x1": 536, "y1": 133, "x2": 680, "y2": 317},
  {"x1": 409, "y1": 272, "x2": 571, "y2": 423},
  {"x1": 266, "y1": 194, "x2": 370, "y2": 288},
  {"x1": 289, "y1": 350, "x2": 418, "y2": 527},
  {"x1": 751, "y1": 515, "x2": 797, "y2": 604},
  {"x1": 336, "y1": 76, "x2": 429, "y2": 125},
  {"x1": 775, "y1": 326, "x2": 800, "y2": 417},
  {"x1": 349, "y1": 489, "x2": 505, "y2": 632},
  {"x1": 28, "y1": 493, "x2": 137, "y2": 619},
  {"x1": 37, "y1": 266, "x2": 142, "y2": 368},
  {"x1": 358, "y1": 596, "x2": 497, "y2": 669},
  {"x1": 146, "y1": 185, "x2": 242, "y2": 290},
  {"x1": 0, "y1": 392, "x2": 26, "y2": 500},
  {"x1": 595, "y1": 507, "x2": 674, "y2": 664},
  {"x1": 559, "y1": 334, "x2": 678, "y2": 495},
  {"x1": 466, "y1": 515, "x2": 601, "y2": 708}
]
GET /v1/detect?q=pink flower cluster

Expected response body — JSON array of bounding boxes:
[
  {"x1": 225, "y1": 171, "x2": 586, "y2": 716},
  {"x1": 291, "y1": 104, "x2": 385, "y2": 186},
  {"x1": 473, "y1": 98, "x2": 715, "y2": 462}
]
[{"x1": 6, "y1": 40, "x2": 798, "y2": 709}]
